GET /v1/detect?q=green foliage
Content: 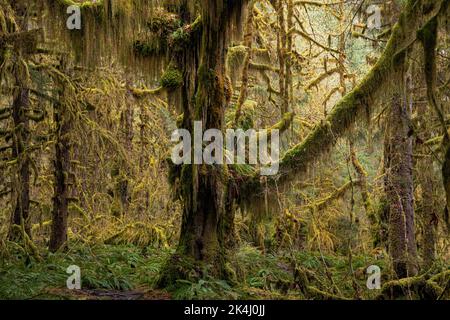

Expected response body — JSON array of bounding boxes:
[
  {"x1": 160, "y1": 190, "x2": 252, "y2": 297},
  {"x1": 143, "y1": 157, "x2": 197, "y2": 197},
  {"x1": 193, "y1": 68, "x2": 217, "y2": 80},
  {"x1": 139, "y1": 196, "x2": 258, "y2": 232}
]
[
  {"x1": 0, "y1": 244, "x2": 171, "y2": 299},
  {"x1": 172, "y1": 277, "x2": 238, "y2": 300},
  {"x1": 236, "y1": 245, "x2": 293, "y2": 291}
]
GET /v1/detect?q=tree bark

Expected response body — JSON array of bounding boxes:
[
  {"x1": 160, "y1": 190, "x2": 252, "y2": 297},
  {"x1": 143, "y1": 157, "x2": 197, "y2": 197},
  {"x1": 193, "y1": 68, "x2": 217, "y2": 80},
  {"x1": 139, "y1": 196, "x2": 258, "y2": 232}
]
[
  {"x1": 234, "y1": 0, "x2": 254, "y2": 126},
  {"x1": 49, "y1": 98, "x2": 71, "y2": 252},
  {"x1": 384, "y1": 64, "x2": 418, "y2": 278},
  {"x1": 276, "y1": 0, "x2": 287, "y2": 115},
  {"x1": 417, "y1": 158, "x2": 438, "y2": 269},
  {"x1": 8, "y1": 88, "x2": 31, "y2": 241}
]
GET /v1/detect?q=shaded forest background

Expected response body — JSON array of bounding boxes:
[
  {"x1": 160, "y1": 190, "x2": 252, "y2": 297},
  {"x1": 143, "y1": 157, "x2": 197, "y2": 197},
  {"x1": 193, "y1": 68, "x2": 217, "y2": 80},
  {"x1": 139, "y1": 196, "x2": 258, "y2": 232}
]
[{"x1": 0, "y1": 0, "x2": 449, "y2": 300}]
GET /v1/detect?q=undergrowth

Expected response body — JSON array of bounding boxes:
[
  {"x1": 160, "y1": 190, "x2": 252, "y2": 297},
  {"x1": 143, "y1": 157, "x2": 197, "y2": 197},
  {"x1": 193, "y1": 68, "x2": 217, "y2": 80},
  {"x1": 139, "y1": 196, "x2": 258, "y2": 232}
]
[
  {"x1": 0, "y1": 243, "x2": 172, "y2": 299},
  {"x1": 0, "y1": 242, "x2": 447, "y2": 300}
]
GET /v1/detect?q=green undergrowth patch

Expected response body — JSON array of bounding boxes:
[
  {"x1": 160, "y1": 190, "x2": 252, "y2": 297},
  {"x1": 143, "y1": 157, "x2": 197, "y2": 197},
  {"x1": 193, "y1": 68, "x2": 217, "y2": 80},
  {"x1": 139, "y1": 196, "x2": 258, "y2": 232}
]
[
  {"x1": 0, "y1": 241, "x2": 417, "y2": 300},
  {"x1": 0, "y1": 243, "x2": 172, "y2": 299},
  {"x1": 293, "y1": 250, "x2": 390, "y2": 299}
]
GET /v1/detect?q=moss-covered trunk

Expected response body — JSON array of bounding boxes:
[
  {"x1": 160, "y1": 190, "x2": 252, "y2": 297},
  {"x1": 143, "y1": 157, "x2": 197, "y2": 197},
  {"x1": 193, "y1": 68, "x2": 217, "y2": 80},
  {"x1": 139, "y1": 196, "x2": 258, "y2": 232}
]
[
  {"x1": 234, "y1": 0, "x2": 254, "y2": 125},
  {"x1": 8, "y1": 88, "x2": 31, "y2": 241},
  {"x1": 160, "y1": 0, "x2": 245, "y2": 286},
  {"x1": 384, "y1": 64, "x2": 418, "y2": 278},
  {"x1": 49, "y1": 92, "x2": 71, "y2": 252},
  {"x1": 417, "y1": 157, "x2": 438, "y2": 269},
  {"x1": 178, "y1": 0, "x2": 232, "y2": 269},
  {"x1": 8, "y1": 1, "x2": 31, "y2": 241}
]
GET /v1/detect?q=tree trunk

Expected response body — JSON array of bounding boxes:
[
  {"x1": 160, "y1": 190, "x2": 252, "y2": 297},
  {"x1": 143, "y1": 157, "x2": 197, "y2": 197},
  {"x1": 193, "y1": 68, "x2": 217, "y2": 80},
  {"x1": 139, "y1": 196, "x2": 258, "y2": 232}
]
[
  {"x1": 234, "y1": 0, "x2": 254, "y2": 125},
  {"x1": 177, "y1": 2, "x2": 231, "y2": 268},
  {"x1": 49, "y1": 98, "x2": 71, "y2": 252},
  {"x1": 8, "y1": 88, "x2": 31, "y2": 241},
  {"x1": 384, "y1": 63, "x2": 418, "y2": 278},
  {"x1": 159, "y1": 0, "x2": 246, "y2": 286},
  {"x1": 417, "y1": 159, "x2": 438, "y2": 269},
  {"x1": 8, "y1": 0, "x2": 31, "y2": 242},
  {"x1": 414, "y1": 89, "x2": 438, "y2": 269},
  {"x1": 276, "y1": 0, "x2": 287, "y2": 115}
]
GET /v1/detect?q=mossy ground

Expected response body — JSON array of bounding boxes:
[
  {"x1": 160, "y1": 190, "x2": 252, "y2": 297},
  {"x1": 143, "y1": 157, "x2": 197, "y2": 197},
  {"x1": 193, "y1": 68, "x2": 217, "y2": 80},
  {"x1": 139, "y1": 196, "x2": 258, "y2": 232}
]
[{"x1": 0, "y1": 242, "x2": 429, "y2": 300}]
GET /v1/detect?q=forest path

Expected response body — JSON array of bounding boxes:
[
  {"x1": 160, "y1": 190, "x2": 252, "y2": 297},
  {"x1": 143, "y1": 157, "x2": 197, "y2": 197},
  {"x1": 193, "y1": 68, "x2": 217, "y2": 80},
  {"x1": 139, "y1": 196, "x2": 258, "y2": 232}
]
[{"x1": 42, "y1": 287, "x2": 171, "y2": 300}]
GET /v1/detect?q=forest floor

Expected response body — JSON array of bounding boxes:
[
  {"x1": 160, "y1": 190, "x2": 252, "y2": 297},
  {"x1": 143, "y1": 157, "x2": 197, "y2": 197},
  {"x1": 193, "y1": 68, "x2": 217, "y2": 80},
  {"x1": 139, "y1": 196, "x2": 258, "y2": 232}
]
[{"x1": 0, "y1": 243, "x2": 447, "y2": 300}]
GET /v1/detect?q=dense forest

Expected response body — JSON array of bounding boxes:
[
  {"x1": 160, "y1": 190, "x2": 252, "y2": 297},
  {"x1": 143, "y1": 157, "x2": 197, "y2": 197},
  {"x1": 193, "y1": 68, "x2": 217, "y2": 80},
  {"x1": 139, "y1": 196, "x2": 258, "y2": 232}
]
[{"x1": 0, "y1": 0, "x2": 449, "y2": 300}]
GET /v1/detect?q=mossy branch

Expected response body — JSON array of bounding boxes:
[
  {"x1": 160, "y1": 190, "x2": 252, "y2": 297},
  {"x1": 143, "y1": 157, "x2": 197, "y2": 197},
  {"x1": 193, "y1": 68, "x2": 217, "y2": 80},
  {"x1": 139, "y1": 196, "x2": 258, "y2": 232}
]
[
  {"x1": 308, "y1": 179, "x2": 360, "y2": 211},
  {"x1": 305, "y1": 67, "x2": 340, "y2": 90},
  {"x1": 249, "y1": 62, "x2": 279, "y2": 72},
  {"x1": 276, "y1": 0, "x2": 446, "y2": 185},
  {"x1": 237, "y1": 0, "x2": 447, "y2": 199},
  {"x1": 130, "y1": 86, "x2": 164, "y2": 98},
  {"x1": 378, "y1": 274, "x2": 446, "y2": 300},
  {"x1": 266, "y1": 111, "x2": 295, "y2": 135}
]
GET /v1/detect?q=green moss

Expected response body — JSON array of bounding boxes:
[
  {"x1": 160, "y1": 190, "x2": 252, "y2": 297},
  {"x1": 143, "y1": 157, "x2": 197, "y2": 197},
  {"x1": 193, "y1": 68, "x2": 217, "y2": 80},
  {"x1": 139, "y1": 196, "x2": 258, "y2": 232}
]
[
  {"x1": 147, "y1": 9, "x2": 181, "y2": 34},
  {"x1": 56, "y1": 0, "x2": 102, "y2": 9},
  {"x1": 170, "y1": 28, "x2": 190, "y2": 46},
  {"x1": 270, "y1": 112, "x2": 294, "y2": 133},
  {"x1": 236, "y1": 99, "x2": 256, "y2": 130},
  {"x1": 168, "y1": 15, "x2": 202, "y2": 51},
  {"x1": 176, "y1": 113, "x2": 184, "y2": 128},
  {"x1": 132, "y1": 8, "x2": 181, "y2": 57},
  {"x1": 379, "y1": 274, "x2": 445, "y2": 300},
  {"x1": 227, "y1": 45, "x2": 247, "y2": 69},
  {"x1": 160, "y1": 67, "x2": 183, "y2": 90}
]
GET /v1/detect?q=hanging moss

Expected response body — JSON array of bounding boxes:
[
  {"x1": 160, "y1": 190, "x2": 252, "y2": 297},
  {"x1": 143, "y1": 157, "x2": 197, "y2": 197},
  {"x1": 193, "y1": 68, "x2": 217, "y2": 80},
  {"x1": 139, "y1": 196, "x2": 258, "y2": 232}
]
[
  {"x1": 43, "y1": 0, "x2": 159, "y2": 72},
  {"x1": 227, "y1": 45, "x2": 247, "y2": 67},
  {"x1": 132, "y1": 8, "x2": 181, "y2": 57},
  {"x1": 227, "y1": 45, "x2": 247, "y2": 84},
  {"x1": 269, "y1": 112, "x2": 294, "y2": 134},
  {"x1": 236, "y1": 99, "x2": 256, "y2": 130},
  {"x1": 160, "y1": 66, "x2": 183, "y2": 90},
  {"x1": 265, "y1": 0, "x2": 448, "y2": 188},
  {"x1": 147, "y1": 8, "x2": 181, "y2": 34}
]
